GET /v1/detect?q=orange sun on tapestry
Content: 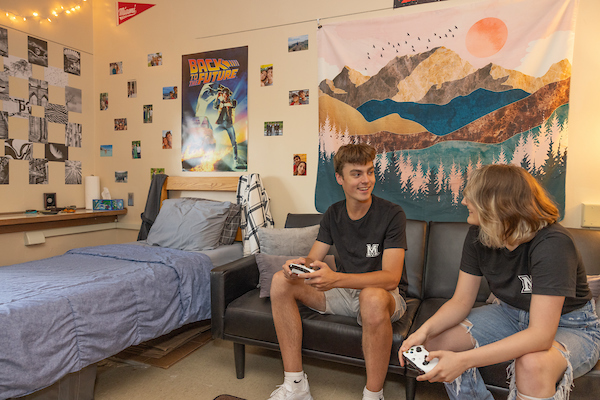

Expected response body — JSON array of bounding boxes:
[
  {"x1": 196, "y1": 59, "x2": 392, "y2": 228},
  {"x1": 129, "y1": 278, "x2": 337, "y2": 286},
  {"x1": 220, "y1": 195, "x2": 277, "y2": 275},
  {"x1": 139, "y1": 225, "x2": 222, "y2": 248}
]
[{"x1": 466, "y1": 17, "x2": 508, "y2": 58}]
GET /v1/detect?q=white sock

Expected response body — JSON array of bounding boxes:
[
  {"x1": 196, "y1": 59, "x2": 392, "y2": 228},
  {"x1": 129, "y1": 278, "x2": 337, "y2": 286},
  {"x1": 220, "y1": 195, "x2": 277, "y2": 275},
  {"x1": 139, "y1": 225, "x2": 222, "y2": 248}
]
[
  {"x1": 363, "y1": 386, "x2": 384, "y2": 400},
  {"x1": 284, "y1": 371, "x2": 307, "y2": 391}
]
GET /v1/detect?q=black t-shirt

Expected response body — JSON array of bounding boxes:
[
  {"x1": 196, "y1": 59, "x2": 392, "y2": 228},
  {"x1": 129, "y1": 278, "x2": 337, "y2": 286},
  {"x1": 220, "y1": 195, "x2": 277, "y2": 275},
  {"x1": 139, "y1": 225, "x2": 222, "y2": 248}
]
[
  {"x1": 460, "y1": 223, "x2": 592, "y2": 314},
  {"x1": 316, "y1": 195, "x2": 409, "y2": 298}
]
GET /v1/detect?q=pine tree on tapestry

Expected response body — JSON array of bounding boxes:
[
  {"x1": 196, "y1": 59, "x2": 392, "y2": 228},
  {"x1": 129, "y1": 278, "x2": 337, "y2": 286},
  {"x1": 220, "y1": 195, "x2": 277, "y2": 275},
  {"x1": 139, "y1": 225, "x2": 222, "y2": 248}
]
[{"x1": 426, "y1": 164, "x2": 439, "y2": 201}]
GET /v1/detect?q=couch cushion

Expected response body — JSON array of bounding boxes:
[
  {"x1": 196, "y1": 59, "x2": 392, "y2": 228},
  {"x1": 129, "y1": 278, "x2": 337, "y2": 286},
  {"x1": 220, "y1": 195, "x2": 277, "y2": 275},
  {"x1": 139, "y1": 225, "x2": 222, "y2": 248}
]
[
  {"x1": 223, "y1": 288, "x2": 421, "y2": 365},
  {"x1": 404, "y1": 220, "x2": 427, "y2": 299},
  {"x1": 224, "y1": 289, "x2": 279, "y2": 344},
  {"x1": 284, "y1": 213, "x2": 324, "y2": 228},
  {"x1": 425, "y1": 222, "x2": 490, "y2": 302}
]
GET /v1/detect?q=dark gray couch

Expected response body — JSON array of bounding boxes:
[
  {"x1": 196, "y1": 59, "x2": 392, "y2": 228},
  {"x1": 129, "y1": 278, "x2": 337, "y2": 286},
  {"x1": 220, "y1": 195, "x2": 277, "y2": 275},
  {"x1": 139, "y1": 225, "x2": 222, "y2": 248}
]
[{"x1": 210, "y1": 214, "x2": 600, "y2": 400}]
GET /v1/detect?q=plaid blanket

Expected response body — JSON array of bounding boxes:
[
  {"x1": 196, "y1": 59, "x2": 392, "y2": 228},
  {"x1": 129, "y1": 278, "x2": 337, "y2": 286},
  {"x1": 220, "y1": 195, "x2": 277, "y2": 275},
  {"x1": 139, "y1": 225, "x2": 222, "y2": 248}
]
[{"x1": 236, "y1": 173, "x2": 274, "y2": 255}]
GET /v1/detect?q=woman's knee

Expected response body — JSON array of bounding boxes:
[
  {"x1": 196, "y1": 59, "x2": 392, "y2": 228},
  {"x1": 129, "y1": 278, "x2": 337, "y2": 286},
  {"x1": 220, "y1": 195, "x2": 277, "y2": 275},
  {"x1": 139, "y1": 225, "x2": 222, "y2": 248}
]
[{"x1": 514, "y1": 350, "x2": 567, "y2": 391}]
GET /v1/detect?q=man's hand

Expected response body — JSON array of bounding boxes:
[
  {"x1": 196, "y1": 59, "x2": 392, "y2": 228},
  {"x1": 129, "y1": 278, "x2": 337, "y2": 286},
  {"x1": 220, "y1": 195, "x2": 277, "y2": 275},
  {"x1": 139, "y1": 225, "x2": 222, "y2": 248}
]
[
  {"x1": 283, "y1": 257, "x2": 314, "y2": 279},
  {"x1": 302, "y1": 260, "x2": 337, "y2": 291}
]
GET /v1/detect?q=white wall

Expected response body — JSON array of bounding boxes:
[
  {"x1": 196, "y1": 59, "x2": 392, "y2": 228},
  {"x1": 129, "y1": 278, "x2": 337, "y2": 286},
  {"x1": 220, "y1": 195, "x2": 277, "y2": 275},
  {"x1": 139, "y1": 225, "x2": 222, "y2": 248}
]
[
  {"x1": 91, "y1": 0, "x2": 600, "y2": 230},
  {"x1": 1, "y1": 0, "x2": 598, "y2": 264},
  {"x1": 563, "y1": 0, "x2": 600, "y2": 227}
]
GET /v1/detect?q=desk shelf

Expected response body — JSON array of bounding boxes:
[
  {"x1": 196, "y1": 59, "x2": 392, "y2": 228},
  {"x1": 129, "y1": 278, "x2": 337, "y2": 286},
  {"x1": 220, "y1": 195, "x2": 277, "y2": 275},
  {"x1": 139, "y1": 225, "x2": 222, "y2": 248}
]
[{"x1": 0, "y1": 209, "x2": 127, "y2": 234}]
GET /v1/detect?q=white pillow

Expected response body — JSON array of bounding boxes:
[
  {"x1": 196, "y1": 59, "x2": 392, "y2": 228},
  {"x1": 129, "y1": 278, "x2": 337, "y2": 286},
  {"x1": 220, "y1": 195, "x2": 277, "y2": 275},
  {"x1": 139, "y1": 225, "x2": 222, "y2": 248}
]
[{"x1": 147, "y1": 198, "x2": 230, "y2": 251}]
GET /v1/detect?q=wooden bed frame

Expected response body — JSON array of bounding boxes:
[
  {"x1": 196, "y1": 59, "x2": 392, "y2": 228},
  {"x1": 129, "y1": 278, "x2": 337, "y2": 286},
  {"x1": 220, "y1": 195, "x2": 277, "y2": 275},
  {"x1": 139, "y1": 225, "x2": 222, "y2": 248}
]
[
  {"x1": 159, "y1": 176, "x2": 240, "y2": 203},
  {"x1": 160, "y1": 176, "x2": 243, "y2": 241}
]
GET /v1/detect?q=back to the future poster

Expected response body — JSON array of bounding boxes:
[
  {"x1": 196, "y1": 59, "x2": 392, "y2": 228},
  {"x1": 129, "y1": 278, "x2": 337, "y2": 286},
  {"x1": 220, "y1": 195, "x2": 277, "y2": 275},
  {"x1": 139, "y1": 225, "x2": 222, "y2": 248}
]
[{"x1": 181, "y1": 46, "x2": 248, "y2": 172}]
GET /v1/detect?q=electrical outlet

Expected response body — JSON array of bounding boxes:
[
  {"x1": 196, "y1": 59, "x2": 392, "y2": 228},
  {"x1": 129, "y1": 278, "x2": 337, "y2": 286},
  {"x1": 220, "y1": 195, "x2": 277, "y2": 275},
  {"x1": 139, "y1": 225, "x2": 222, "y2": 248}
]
[{"x1": 581, "y1": 204, "x2": 600, "y2": 228}]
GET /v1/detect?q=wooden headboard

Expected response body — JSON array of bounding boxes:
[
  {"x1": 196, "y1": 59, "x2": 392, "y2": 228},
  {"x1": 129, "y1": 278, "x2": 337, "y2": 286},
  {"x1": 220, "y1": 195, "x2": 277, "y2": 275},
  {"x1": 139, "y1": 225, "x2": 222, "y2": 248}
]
[
  {"x1": 159, "y1": 176, "x2": 242, "y2": 241},
  {"x1": 159, "y1": 176, "x2": 239, "y2": 204}
]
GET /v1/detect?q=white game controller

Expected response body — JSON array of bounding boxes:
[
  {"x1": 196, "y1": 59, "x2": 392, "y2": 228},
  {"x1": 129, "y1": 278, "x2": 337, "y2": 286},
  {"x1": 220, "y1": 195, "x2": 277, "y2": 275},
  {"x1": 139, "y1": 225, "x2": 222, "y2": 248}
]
[
  {"x1": 289, "y1": 263, "x2": 315, "y2": 275},
  {"x1": 402, "y1": 345, "x2": 439, "y2": 374}
]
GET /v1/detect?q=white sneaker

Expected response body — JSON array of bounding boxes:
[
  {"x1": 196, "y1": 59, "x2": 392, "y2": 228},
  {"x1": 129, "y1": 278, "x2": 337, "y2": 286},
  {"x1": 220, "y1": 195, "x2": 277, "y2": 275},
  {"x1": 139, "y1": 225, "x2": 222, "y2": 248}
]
[{"x1": 268, "y1": 373, "x2": 313, "y2": 400}]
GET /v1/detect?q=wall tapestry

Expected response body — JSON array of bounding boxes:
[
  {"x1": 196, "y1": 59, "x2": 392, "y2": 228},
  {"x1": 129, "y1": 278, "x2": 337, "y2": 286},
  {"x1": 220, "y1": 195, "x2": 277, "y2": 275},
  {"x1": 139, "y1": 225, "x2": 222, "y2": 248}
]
[
  {"x1": 317, "y1": 0, "x2": 577, "y2": 221},
  {"x1": 181, "y1": 46, "x2": 248, "y2": 172}
]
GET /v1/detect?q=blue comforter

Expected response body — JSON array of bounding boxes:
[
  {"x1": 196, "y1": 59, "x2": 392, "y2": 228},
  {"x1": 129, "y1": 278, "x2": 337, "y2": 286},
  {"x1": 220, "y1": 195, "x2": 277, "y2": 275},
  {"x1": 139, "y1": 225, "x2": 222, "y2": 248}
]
[{"x1": 0, "y1": 244, "x2": 213, "y2": 399}]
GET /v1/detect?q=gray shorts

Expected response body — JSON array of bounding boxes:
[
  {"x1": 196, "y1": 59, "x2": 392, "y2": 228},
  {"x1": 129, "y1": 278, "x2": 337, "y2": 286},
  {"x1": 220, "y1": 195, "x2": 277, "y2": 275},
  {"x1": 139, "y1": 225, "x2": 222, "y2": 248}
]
[{"x1": 311, "y1": 287, "x2": 407, "y2": 326}]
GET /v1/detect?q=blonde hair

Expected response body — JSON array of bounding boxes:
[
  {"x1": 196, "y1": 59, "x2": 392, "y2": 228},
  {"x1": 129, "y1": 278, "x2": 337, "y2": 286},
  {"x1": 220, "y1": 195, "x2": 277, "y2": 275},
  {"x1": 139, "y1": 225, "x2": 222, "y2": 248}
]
[
  {"x1": 463, "y1": 164, "x2": 559, "y2": 248},
  {"x1": 333, "y1": 143, "x2": 376, "y2": 176}
]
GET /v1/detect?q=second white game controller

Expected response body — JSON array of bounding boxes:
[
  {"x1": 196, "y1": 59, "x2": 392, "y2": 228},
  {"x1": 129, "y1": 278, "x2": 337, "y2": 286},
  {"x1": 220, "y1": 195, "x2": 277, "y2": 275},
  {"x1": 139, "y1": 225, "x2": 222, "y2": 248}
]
[
  {"x1": 289, "y1": 263, "x2": 315, "y2": 275},
  {"x1": 402, "y1": 345, "x2": 439, "y2": 374}
]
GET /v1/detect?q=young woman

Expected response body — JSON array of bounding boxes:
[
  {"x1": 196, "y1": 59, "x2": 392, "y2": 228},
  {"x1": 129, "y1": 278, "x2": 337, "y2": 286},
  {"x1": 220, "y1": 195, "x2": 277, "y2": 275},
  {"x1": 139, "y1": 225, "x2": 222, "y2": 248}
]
[{"x1": 399, "y1": 164, "x2": 600, "y2": 400}]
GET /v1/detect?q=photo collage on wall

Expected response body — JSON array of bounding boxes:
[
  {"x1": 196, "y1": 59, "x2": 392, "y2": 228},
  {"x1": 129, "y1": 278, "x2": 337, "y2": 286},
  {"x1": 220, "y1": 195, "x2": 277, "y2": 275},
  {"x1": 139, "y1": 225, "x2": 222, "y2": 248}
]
[
  {"x1": 1, "y1": 28, "x2": 83, "y2": 185},
  {"x1": 261, "y1": 34, "x2": 310, "y2": 176},
  {"x1": 101, "y1": 50, "x2": 179, "y2": 181}
]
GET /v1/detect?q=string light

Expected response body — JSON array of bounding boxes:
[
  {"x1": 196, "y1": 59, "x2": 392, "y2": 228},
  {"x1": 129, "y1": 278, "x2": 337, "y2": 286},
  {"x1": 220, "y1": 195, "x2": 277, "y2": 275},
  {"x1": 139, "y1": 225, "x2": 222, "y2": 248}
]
[{"x1": 1, "y1": 1, "x2": 87, "y2": 24}]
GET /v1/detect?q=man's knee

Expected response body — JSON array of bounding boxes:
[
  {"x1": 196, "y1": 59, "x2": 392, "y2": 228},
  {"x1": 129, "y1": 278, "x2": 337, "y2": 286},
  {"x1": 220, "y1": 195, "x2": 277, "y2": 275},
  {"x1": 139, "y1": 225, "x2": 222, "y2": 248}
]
[
  {"x1": 359, "y1": 288, "x2": 392, "y2": 325},
  {"x1": 270, "y1": 270, "x2": 291, "y2": 299}
]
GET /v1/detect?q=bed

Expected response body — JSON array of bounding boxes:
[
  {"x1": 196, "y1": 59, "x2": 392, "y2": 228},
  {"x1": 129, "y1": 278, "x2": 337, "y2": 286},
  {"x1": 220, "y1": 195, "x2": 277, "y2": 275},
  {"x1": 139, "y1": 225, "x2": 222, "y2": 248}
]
[{"x1": 0, "y1": 176, "x2": 243, "y2": 400}]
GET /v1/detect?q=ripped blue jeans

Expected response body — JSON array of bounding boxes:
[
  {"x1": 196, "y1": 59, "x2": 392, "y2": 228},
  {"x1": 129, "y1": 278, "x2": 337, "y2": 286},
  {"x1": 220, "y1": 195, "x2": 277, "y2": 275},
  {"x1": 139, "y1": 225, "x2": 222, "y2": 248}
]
[{"x1": 445, "y1": 300, "x2": 600, "y2": 400}]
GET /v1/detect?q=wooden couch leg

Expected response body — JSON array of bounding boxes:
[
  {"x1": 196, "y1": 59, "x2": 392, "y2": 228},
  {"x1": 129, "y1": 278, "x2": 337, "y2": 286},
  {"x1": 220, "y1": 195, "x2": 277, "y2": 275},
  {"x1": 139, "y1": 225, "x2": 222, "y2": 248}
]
[
  {"x1": 234, "y1": 342, "x2": 246, "y2": 379},
  {"x1": 405, "y1": 376, "x2": 417, "y2": 400}
]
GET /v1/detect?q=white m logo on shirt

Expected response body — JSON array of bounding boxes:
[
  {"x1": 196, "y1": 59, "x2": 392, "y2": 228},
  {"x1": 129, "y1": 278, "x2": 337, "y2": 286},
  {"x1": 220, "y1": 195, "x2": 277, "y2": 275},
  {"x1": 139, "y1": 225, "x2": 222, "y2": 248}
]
[
  {"x1": 518, "y1": 275, "x2": 533, "y2": 294},
  {"x1": 366, "y1": 244, "x2": 380, "y2": 258}
]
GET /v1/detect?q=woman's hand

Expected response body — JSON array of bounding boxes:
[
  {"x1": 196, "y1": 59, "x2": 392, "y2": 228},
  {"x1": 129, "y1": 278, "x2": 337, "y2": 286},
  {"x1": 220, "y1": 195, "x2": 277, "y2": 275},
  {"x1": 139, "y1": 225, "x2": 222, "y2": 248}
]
[
  {"x1": 398, "y1": 331, "x2": 429, "y2": 367},
  {"x1": 417, "y1": 350, "x2": 470, "y2": 383}
]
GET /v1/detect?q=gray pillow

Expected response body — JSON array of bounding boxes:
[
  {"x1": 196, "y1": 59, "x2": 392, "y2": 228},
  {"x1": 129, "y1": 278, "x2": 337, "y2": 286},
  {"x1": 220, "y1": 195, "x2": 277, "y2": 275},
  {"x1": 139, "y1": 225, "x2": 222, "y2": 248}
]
[
  {"x1": 179, "y1": 197, "x2": 241, "y2": 245},
  {"x1": 256, "y1": 253, "x2": 336, "y2": 298},
  {"x1": 147, "y1": 198, "x2": 230, "y2": 251},
  {"x1": 258, "y1": 225, "x2": 320, "y2": 256}
]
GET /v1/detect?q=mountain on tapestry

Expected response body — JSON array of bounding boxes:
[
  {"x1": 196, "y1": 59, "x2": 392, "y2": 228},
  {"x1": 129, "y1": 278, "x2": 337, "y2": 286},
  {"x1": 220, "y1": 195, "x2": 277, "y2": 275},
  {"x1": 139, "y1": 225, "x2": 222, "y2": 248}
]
[{"x1": 316, "y1": 0, "x2": 576, "y2": 222}]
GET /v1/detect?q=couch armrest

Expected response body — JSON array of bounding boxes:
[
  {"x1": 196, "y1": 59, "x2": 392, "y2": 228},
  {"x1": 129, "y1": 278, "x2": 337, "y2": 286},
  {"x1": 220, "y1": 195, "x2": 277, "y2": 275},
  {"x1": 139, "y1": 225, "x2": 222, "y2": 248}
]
[{"x1": 210, "y1": 255, "x2": 260, "y2": 339}]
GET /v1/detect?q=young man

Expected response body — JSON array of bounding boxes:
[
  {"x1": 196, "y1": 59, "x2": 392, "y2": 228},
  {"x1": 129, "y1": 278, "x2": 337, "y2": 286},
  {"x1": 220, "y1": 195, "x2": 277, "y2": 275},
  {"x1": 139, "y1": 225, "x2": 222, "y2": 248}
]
[{"x1": 269, "y1": 143, "x2": 408, "y2": 400}]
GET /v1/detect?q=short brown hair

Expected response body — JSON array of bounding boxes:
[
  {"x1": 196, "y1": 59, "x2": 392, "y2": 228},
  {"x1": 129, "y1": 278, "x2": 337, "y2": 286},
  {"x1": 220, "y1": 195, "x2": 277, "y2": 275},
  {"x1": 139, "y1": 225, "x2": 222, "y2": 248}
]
[
  {"x1": 333, "y1": 143, "x2": 376, "y2": 176},
  {"x1": 462, "y1": 164, "x2": 559, "y2": 248}
]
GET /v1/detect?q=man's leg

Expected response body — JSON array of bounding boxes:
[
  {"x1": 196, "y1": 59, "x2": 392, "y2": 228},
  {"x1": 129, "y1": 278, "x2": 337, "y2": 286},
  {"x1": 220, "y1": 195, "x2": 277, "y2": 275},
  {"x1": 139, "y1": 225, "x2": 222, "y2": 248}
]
[
  {"x1": 270, "y1": 270, "x2": 326, "y2": 372},
  {"x1": 359, "y1": 287, "x2": 397, "y2": 393},
  {"x1": 225, "y1": 125, "x2": 238, "y2": 160}
]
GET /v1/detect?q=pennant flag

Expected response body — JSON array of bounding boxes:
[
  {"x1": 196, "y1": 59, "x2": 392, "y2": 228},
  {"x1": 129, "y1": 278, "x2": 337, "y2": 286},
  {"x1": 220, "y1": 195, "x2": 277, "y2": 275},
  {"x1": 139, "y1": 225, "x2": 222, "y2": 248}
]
[{"x1": 116, "y1": 2, "x2": 155, "y2": 25}]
